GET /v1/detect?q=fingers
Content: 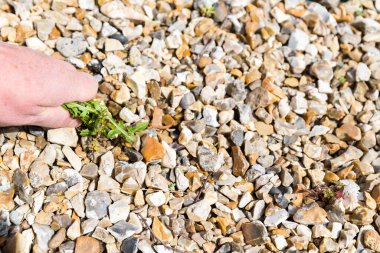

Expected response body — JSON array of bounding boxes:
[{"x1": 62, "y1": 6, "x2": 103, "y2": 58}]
[{"x1": 32, "y1": 106, "x2": 81, "y2": 128}]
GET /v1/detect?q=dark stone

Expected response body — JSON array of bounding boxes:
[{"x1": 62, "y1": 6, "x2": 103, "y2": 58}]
[
  {"x1": 46, "y1": 182, "x2": 68, "y2": 195},
  {"x1": 110, "y1": 33, "x2": 128, "y2": 44},
  {"x1": 124, "y1": 148, "x2": 143, "y2": 162},
  {"x1": 121, "y1": 237, "x2": 139, "y2": 253},
  {"x1": 28, "y1": 126, "x2": 45, "y2": 137},
  {"x1": 87, "y1": 59, "x2": 103, "y2": 74}
]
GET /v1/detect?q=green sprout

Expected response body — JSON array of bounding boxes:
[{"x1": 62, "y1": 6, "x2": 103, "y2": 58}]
[
  {"x1": 168, "y1": 182, "x2": 176, "y2": 191},
  {"x1": 355, "y1": 9, "x2": 364, "y2": 17},
  {"x1": 200, "y1": 4, "x2": 215, "y2": 17},
  {"x1": 63, "y1": 100, "x2": 148, "y2": 143},
  {"x1": 338, "y1": 76, "x2": 346, "y2": 84}
]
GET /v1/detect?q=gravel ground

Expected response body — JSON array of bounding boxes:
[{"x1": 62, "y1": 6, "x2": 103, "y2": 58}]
[{"x1": 1, "y1": 0, "x2": 380, "y2": 252}]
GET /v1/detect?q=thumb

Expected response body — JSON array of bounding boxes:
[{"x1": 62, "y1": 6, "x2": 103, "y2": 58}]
[{"x1": 33, "y1": 106, "x2": 81, "y2": 128}]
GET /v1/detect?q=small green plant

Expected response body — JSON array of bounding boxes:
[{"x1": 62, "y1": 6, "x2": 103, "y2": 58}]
[
  {"x1": 200, "y1": 4, "x2": 215, "y2": 17},
  {"x1": 307, "y1": 185, "x2": 343, "y2": 203},
  {"x1": 355, "y1": 9, "x2": 364, "y2": 17},
  {"x1": 338, "y1": 76, "x2": 346, "y2": 84},
  {"x1": 168, "y1": 182, "x2": 176, "y2": 191},
  {"x1": 63, "y1": 100, "x2": 148, "y2": 143}
]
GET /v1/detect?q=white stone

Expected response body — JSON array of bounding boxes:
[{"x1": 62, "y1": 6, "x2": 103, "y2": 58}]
[
  {"x1": 162, "y1": 141, "x2": 176, "y2": 169},
  {"x1": 70, "y1": 193, "x2": 85, "y2": 218},
  {"x1": 62, "y1": 146, "x2": 82, "y2": 171},
  {"x1": 288, "y1": 29, "x2": 310, "y2": 51},
  {"x1": 67, "y1": 219, "x2": 81, "y2": 240},
  {"x1": 264, "y1": 209, "x2": 289, "y2": 226},
  {"x1": 32, "y1": 224, "x2": 54, "y2": 252},
  {"x1": 109, "y1": 199, "x2": 130, "y2": 223},
  {"x1": 127, "y1": 71, "x2": 147, "y2": 99},
  {"x1": 175, "y1": 167, "x2": 189, "y2": 191},
  {"x1": 26, "y1": 37, "x2": 47, "y2": 52},
  {"x1": 47, "y1": 128, "x2": 78, "y2": 147},
  {"x1": 79, "y1": 0, "x2": 95, "y2": 10},
  {"x1": 186, "y1": 200, "x2": 211, "y2": 222},
  {"x1": 203, "y1": 106, "x2": 219, "y2": 127},
  {"x1": 39, "y1": 144, "x2": 56, "y2": 166},
  {"x1": 103, "y1": 54, "x2": 126, "y2": 74},
  {"x1": 318, "y1": 80, "x2": 333, "y2": 94},
  {"x1": 356, "y1": 62, "x2": 371, "y2": 81},
  {"x1": 119, "y1": 108, "x2": 140, "y2": 123},
  {"x1": 273, "y1": 235, "x2": 288, "y2": 250},
  {"x1": 200, "y1": 86, "x2": 217, "y2": 105},
  {"x1": 123, "y1": 25, "x2": 143, "y2": 41},
  {"x1": 146, "y1": 191, "x2": 166, "y2": 207},
  {"x1": 105, "y1": 38, "x2": 124, "y2": 51},
  {"x1": 309, "y1": 125, "x2": 330, "y2": 137},
  {"x1": 238, "y1": 192, "x2": 253, "y2": 208},
  {"x1": 99, "y1": 151, "x2": 115, "y2": 176}
]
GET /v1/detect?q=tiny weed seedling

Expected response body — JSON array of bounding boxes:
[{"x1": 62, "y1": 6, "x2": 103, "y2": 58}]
[
  {"x1": 63, "y1": 100, "x2": 148, "y2": 143},
  {"x1": 200, "y1": 4, "x2": 215, "y2": 17}
]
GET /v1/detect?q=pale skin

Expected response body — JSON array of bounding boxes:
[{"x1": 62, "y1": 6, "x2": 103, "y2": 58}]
[{"x1": 0, "y1": 42, "x2": 98, "y2": 128}]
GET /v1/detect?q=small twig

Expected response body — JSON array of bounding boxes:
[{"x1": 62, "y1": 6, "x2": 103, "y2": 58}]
[
  {"x1": 193, "y1": 173, "x2": 212, "y2": 204},
  {"x1": 136, "y1": 213, "x2": 185, "y2": 253}
]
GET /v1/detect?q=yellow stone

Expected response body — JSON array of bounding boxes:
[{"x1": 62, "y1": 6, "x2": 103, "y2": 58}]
[{"x1": 152, "y1": 217, "x2": 173, "y2": 242}]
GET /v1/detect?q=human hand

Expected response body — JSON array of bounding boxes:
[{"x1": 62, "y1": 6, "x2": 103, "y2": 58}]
[{"x1": 0, "y1": 42, "x2": 98, "y2": 128}]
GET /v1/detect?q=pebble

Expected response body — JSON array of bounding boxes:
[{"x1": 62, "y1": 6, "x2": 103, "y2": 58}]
[
  {"x1": 47, "y1": 128, "x2": 78, "y2": 147},
  {"x1": 56, "y1": 37, "x2": 88, "y2": 58},
  {"x1": 146, "y1": 191, "x2": 166, "y2": 207},
  {"x1": 109, "y1": 199, "x2": 130, "y2": 223},
  {"x1": 288, "y1": 29, "x2": 310, "y2": 51},
  {"x1": 293, "y1": 203, "x2": 328, "y2": 225},
  {"x1": 75, "y1": 236, "x2": 101, "y2": 253},
  {"x1": 121, "y1": 237, "x2": 139, "y2": 253},
  {"x1": 85, "y1": 191, "x2": 111, "y2": 219},
  {"x1": 241, "y1": 221, "x2": 269, "y2": 246}
]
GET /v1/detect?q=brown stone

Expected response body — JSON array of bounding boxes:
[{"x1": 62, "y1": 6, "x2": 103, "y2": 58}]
[
  {"x1": 293, "y1": 202, "x2": 328, "y2": 225},
  {"x1": 371, "y1": 184, "x2": 380, "y2": 203},
  {"x1": 0, "y1": 189, "x2": 15, "y2": 211},
  {"x1": 335, "y1": 123, "x2": 361, "y2": 141},
  {"x1": 241, "y1": 221, "x2": 269, "y2": 246},
  {"x1": 255, "y1": 121, "x2": 274, "y2": 136},
  {"x1": 15, "y1": 25, "x2": 36, "y2": 43},
  {"x1": 141, "y1": 136, "x2": 164, "y2": 162},
  {"x1": 195, "y1": 18, "x2": 215, "y2": 37},
  {"x1": 232, "y1": 146, "x2": 249, "y2": 177},
  {"x1": 75, "y1": 236, "x2": 101, "y2": 253},
  {"x1": 48, "y1": 228, "x2": 66, "y2": 249},
  {"x1": 363, "y1": 230, "x2": 380, "y2": 252}
]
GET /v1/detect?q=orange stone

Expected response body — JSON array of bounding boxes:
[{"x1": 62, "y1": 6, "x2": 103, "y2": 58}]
[
  {"x1": 75, "y1": 236, "x2": 101, "y2": 253},
  {"x1": 141, "y1": 136, "x2": 164, "y2": 162}
]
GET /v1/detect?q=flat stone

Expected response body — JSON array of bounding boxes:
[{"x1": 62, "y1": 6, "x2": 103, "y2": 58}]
[
  {"x1": 141, "y1": 137, "x2": 164, "y2": 162},
  {"x1": 232, "y1": 146, "x2": 249, "y2": 177},
  {"x1": 293, "y1": 203, "x2": 328, "y2": 225},
  {"x1": 146, "y1": 191, "x2": 166, "y2": 207},
  {"x1": 152, "y1": 217, "x2": 173, "y2": 243},
  {"x1": 99, "y1": 151, "x2": 115, "y2": 176},
  {"x1": 107, "y1": 220, "x2": 139, "y2": 242},
  {"x1": 56, "y1": 37, "x2": 87, "y2": 58},
  {"x1": 85, "y1": 191, "x2": 111, "y2": 219},
  {"x1": 121, "y1": 237, "x2": 139, "y2": 253},
  {"x1": 109, "y1": 199, "x2": 130, "y2": 223},
  {"x1": 62, "y1": 146, "x2": 82, "y2": 171},
  {"x1": 288, "y1": 29, "x2": 310, "y2": 51},
  {"x1": 47, "y1": 128, "x2": 78, "y2": 147},
  {"x1": 75, "y1": 236, "x2": 101, "y2": 253},
  {"x1": 48, "y1": 228, "x2": 66, "y2": 249},
  {"x1": 363, "y1": 229, "x2": 380, "y2": 252},
  {"x1": 241, "y1": 221, "x2": 269, "y2": 246},
  {"x1": 32, "y1": 224, "x2": 54, "y2": 252}
]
